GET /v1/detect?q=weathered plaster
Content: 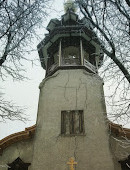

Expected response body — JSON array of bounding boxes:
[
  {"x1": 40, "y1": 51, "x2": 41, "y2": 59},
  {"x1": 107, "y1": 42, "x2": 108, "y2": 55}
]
[
  {"x1": 31, "y1": 69, "x2": 115, "y2": 170},
  {"x1": 110, "y1": 135, "x2": 130, "y2": 170},
  {"x1": 0, "y1": 69, "x2": 129, "y2": 170},
  {"x1": 0, "y1": 139, "x2": 34, "y2": 170}
]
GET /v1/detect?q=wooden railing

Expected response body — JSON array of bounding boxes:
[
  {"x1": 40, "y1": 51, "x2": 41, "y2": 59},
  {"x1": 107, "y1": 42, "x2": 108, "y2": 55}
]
[
  {"x1": 47, "y1": 62, "x2": 58, "y2": 74},
  {"x1": 62, "y1": 58, "x2": 80, "y2": 65},
  {"x1": 47, "y1": 59, "x2": 97, "y2": 74},
  {"x1": 84, "y1": 59, "x2": 97, "y2": 73},
  {"x1": 0, "y1": 125, "x2": 36, "y2": 155}
]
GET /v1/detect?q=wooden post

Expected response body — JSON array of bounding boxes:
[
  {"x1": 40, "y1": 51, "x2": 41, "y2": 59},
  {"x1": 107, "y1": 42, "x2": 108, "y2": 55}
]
[
  {"x1": 95, "y1": 56, "x2": 99, "y2": 71},
  {"x1": 80, "y1": 39, "x2": 84, "y2": 65},
  {"x1": 59, "y1": 40, "x2": 62, "y2": 66}
]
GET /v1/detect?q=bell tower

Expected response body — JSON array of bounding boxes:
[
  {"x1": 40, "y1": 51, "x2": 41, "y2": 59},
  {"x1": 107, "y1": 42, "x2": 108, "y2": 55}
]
[{"x1": 31, "y1": 2, "x2": 115, "y2": 170}]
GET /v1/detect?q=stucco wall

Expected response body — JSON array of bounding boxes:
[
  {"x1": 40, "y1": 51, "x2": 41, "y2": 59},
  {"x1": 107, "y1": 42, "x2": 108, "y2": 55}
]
[
  {"x1": 0, "y1": 69, "x2": 129, "y2": 169},
  {"x1": 31, "y1": 69, "x2": 115, "y2": 170},
  {"x1": 110, "y1": 135, "x2": 130, "y2": 170},
  {"x1": 0, "y1": 139, "x2": 34, "y2": 170}
]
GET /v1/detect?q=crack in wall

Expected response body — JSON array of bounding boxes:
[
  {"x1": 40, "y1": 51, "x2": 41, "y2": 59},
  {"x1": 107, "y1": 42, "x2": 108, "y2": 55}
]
[
  {"x1": 84, "y1": 84, "x2": 88, "y2": 109},
  {"x1": 78, "y1": 77, "x2": 88, "y2": 109},
  {"x1": 64, "y1": 72, "x2": 70, "y2": 101},
  {"x1": 39, "y1": 72, "x2": 59, "y2": 89},
  {"x1": 78, "y1": 77, "x2": 82, "y2": 90},
  {"x1": 75, "y1": 88, "x2": 78, "y2": 109},
  {"x1": 74, "y1": 136, "x2": 78, "y2": 170},
  {"x1": 16, "y1": 143, "x2": 21, "y2": 158}
]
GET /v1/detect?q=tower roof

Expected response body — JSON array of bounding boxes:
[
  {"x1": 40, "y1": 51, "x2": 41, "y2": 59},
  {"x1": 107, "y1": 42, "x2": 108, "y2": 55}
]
[{"x1": 37, "y1": 9, "x2": 102, "y2": 70}]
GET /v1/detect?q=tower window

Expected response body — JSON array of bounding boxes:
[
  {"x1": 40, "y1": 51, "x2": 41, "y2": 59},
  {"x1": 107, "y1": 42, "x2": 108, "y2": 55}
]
[
  {"x1": 62, "y1": 46, "x2": 80, "y2": 65},
  {"x1": 61, "y1": 110, "x2": 84, "y2": 135}
]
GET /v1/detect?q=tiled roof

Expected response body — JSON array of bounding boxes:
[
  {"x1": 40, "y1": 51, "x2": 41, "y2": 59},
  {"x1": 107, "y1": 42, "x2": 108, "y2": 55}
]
[
  {"x1": 109, "y1": 122, "x2": 130, "y2": 139},
  {"x1": 0, "y1": 125, "x2": 36, "y2": 155},
  {"x1": 0, "y1": 123, "x2": 130, "y2": 155}
]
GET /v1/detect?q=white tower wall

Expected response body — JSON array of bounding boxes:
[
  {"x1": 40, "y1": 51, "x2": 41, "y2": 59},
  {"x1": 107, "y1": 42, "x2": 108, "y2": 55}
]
[{"x1": 31, "y1": 69, "x2": 115, "y2": 170}]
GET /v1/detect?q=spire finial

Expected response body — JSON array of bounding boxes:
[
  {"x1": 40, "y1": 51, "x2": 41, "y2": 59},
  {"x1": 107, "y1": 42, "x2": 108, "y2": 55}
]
[{"x1": 64, "y1": 0, "x2": 77, "y2": 13}]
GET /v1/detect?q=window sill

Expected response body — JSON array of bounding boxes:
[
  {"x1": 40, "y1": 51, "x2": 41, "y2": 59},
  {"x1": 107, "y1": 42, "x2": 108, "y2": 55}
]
[{"x1": 60, "y1": 133, "x2": 86, "y2": 137}]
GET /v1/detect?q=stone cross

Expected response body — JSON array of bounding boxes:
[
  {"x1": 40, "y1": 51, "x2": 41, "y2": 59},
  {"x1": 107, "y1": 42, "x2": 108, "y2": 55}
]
[{"x1": 67, "y1": 157, "x2": 77, "y2": 170}]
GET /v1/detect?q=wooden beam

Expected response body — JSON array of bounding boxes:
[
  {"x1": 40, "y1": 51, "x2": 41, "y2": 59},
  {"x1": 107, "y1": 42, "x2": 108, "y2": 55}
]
[
  {"x1": 59, "y1": 40, "x2": 62, "y2": 66},
  {"x1": 80, "y1": 39, "x2": 84, "y2": 65}
]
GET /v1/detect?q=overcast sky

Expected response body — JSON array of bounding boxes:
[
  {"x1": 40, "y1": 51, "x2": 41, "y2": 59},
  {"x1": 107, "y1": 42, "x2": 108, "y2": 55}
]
[{"x1": 0, "y1": 0, "x2": 65, "y2": 139}]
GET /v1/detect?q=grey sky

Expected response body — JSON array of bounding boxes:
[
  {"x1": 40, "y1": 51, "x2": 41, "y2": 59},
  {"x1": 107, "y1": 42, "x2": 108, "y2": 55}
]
[{"x1": 0, "y1": 0, "x2": 65, "y2": 139}]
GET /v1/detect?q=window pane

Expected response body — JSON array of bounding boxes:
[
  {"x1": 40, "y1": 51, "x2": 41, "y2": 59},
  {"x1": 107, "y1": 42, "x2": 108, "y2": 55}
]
[
  {"x1": 79, "y1": 110, "x2": 84, "y2": 133},
  {"x1": 61, "y1": 110, "x2": 84, "y2": 135},
  {"x1": 74, "y1": 111, "x2": 80, "y2": 134},
  {"x1": 62, "y1": 46, "x2": 80, "y2": 65},
  {"x1": 66, "y1": 111, "x2": 70, "y2": 134}
]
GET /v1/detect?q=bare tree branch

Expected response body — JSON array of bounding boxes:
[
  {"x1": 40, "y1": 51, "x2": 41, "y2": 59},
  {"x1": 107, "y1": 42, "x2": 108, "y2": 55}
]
[
  {"x1": 75, "y1": 0, "x2": 130, "y2": 122},
  {"x1": 125, "y1": 0, "x2": 130, "y2": 7},
  {"x1": 0, "y1": 0, "x2": 51, "y2": 121}
]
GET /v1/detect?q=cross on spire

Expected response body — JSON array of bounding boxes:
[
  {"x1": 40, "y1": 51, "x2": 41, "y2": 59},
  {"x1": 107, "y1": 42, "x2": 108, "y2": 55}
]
[{"x1": 64, "y1": 0, "x2": 77, "y2": 13}]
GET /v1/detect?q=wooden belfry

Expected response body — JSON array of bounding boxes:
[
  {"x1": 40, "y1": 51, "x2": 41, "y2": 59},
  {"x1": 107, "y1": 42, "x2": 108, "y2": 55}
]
[{"x1": 37, "y1": 0, "x2": 103, "y2": 77}]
